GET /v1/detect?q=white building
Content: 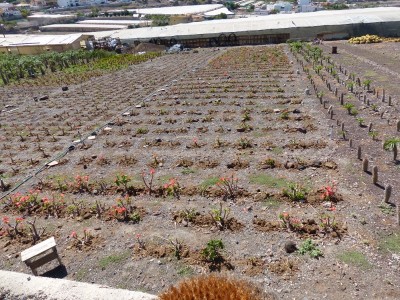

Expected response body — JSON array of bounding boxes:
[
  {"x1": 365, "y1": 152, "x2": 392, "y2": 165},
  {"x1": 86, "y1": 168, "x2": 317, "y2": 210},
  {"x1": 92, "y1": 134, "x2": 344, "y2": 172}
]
[
  {"x1": 297, "y1": 0, "x2": 316, "y2": 13},
  {"x1": 266, "y1": 2, "x2": 293, "y2": 13},
  {"x1": 0, "y1": 3, "x2": 22, "y2": 19},
  {"x1": 298, "y1": 0, "x2": 310, "y2": 5},
  {"x1": 0, "y1": 2, "x2": 14, "y2": 11},
  {"x1": 298, "y1": 4, "x2": 316, "y2": 12}
]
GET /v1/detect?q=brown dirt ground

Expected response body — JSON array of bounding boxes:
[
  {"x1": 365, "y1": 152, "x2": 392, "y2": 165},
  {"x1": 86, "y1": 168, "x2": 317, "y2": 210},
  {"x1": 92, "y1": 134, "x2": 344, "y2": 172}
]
[{"x1": 1, "y1": 44, "x2": 400, "y2": 299}]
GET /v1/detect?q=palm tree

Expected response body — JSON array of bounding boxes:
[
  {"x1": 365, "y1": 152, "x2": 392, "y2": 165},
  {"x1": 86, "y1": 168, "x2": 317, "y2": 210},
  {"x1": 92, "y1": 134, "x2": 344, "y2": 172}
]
[{"x1": 383, "y1": 137, "x2": 400, "y2": 161}]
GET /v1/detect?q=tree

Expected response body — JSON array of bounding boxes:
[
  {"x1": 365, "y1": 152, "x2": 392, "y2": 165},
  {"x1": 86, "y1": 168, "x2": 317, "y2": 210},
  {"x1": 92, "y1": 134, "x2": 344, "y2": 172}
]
[
  {"x1": 148, "y1": 15, "x2": 170, "y2": 27},
  {"x1": 214, "y1": 13, "x2": 227, "y2": 19},
  {"x1": 246, "y1": 4, "x2": 255, "y2": 12},
  {"x1": 19, "y1": 8, "x2": 31, "y2": 19},
  {"x1": 326, "y1": 3, "x2": 349, "y2": 10},
  {"x1": 90, "y1": 7, "x2": 100, "y2": 17},
  {"x1": 224, "y1": 2, "x2": 239, "y2": 11}
]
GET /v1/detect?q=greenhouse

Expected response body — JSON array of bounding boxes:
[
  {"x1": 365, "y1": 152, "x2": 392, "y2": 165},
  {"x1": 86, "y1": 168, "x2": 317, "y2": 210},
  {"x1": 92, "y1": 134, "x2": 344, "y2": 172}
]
[
  {"x1": 93, "y1": 7, "x2": 400, "y2": 47},
  {"x1": 0, "y1": 34, "x2": 93, "y2": 54}
]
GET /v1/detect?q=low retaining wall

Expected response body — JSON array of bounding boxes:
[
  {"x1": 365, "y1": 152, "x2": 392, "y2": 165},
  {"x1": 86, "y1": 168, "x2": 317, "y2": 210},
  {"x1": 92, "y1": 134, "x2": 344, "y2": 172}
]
[{"x1": 0, "y1": 270, "x2": 158, "y2": 300}]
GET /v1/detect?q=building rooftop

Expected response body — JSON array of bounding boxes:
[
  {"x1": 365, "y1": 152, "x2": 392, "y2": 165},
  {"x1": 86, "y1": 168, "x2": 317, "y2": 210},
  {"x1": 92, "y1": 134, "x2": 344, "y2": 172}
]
[
  {"x1": 40, "y1": 24, "x2": 128, "y2": 30},
  {"x1": 203, "y1": 7, "x2": 234, "y2": 16},
  {"x1": 0, "y1": 34, "x2": 89, "y2": 47},
  {"x1": 77, "y1": 20, "x2": 149, "y2": 25},
  {"x1": 89, "y1": 7, "x2": 400, "y2": 41},
  {"x1": 28, "y1": 13, "x2": 76, "y2": 19},
  {"x1": 136, "y1": 4, "x2": 224, "y2": 15}
]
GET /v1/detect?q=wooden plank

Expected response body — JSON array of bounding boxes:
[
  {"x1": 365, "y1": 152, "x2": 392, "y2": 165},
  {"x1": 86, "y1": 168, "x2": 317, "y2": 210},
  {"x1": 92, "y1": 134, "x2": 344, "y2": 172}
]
[
  {"x1": 26, "y1": 249, "x2": 59, "y2": 270},
  {"x1": 21, "y1": 237, "x2": 56, "y2": 262}
]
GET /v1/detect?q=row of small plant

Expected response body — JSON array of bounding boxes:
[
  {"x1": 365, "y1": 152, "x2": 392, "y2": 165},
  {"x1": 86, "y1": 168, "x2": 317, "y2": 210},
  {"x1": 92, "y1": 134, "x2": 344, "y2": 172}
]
[
  {"x1": 6, "y1": 171, "x2": 339, "y2": 219},
  {"x1": 278, "y1": 211, "x2": 343, "y2": 237},
  {"x1": 36, "y1": 172, "x2": 240, "y2": 200},
  {"x1": 282, "y1": 181, "x2": 339, "y2": 203},
  {"x1": 4, "y1": 190, "x2": 144, "y2": 223},
  {"x1": 291, "y1": 42, "x2": 400, "y2": 161},
  {"x1": 0, "y1": 216, "x2": 45, "y2": 245}
]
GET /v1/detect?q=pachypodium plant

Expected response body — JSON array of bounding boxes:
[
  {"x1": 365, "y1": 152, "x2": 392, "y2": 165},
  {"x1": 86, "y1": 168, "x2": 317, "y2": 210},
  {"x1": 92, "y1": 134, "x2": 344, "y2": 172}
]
[
  {"x1": 192, "y1": 137, "x2": 200, "y2": 148},
  {"x1": 41, "y1": 193, "x2": 65, "y2": 218},
  {"x1": 142, "y1": 169, "x2": 155, "y2": 195},
  {"x1": 210, "y1": 203, "x2": 230, "y2": 230},
  {"x1": 319, "y1": 213, "x2": 338, "y2": 234},
  {"x1": 163, "y1": 178, "x2": 180, "y2": 199},
  {"x1": 93, "y1": 199, "x2": 106, "y2": 219},
  {"x1": 66, "y1": 199, "x2": 86, "y2": 218},
  {"x1": 169, "y1": 238, "x2": 183, "y2": 260},
  {"x1": 0, "y1": 216, "x2": 24, "y2": 238},
  {"x1": 151, "y1": 153, "x2": 161, "y2": 168},
  {"x1": 178, "y1": 208, "x2": 197, "y2": 223},
  {"x1": 26, "y1": 217, "x2": 46, "y2": 244},
  {"x1": 216, "y1": 174, "x2": 239, "y2": 201},
  {"x1": 55, "y1": 178, "x2": 68, "y2": 192},
  {"x1": 136, "y1": 233, "x2": 145, "y2": 249},
  {"x1": 70, "y1": 228, "x2": 93, "y2": 250}
]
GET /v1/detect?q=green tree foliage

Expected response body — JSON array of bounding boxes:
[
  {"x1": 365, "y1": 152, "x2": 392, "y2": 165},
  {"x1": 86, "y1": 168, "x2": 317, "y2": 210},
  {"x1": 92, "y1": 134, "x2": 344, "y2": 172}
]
[
  {"x1": 146, "y1": 14, "x2": 170, "y2": 26},
  {"x1": 213, "y1": 13, "x2": 227, "y2": 19},
  {"x1": 0, "y1": 49, "x2": 111, "y2": 85},
  {"x1": 326, "y1": 3, "x2": 349, "y2": 10},
  {"x1": 224, "y1": 1, "x2": 239, "y2": 11}
]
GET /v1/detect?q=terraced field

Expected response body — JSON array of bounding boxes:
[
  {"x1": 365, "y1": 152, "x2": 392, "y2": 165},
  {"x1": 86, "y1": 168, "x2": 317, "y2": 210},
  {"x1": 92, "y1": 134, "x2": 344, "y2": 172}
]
[{"x1": 1, "y1": 45, "x2": 400, "y2": 299}]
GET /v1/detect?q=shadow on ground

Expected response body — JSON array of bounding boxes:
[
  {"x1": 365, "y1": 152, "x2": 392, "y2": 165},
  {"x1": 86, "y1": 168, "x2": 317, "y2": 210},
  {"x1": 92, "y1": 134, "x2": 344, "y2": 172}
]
[{"x1": 41, "y1": 264, "x2": 68, "y2": 279}]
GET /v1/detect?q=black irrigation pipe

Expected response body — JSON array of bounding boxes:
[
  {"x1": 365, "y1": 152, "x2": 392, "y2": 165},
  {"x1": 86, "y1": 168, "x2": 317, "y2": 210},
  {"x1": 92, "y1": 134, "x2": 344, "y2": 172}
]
[{"x1": 0, "y1": 51, "x2": 215, "y2": 202}]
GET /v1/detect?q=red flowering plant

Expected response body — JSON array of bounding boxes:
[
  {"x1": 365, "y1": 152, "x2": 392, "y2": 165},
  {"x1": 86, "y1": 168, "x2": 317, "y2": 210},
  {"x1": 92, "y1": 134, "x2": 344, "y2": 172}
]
[
  {"x1": 9, "y1": 190, "x2": 41, "y2": 214},
  {"x1": 69, "y1": 175, "x2": 90, "y2": 193},
  {"x1": 279, "y1": 212, "x2": 303, "y2": 232},
  {"x1": 320, "y1": 181, "x2": 338, "y2": 202},
  {"x1": 110, "y1": 196, "x2": 141, "y2": 223},
  {"x1": 216, "y1": 174, "x2": 239, "y2": 201},
  {"x1": 142, "y1": 168, "x2": 155, "y2": 195},
  {"x1": 163, "y1": 178, "x2": 180, "y2": 199}
]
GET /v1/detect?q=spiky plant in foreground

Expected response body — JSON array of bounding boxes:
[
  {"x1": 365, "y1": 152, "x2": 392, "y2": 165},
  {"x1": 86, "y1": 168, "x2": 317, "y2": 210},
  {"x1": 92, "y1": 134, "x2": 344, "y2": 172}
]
[{"x1": 159, "y1": 275, "x2": 275, "y2": 300}]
